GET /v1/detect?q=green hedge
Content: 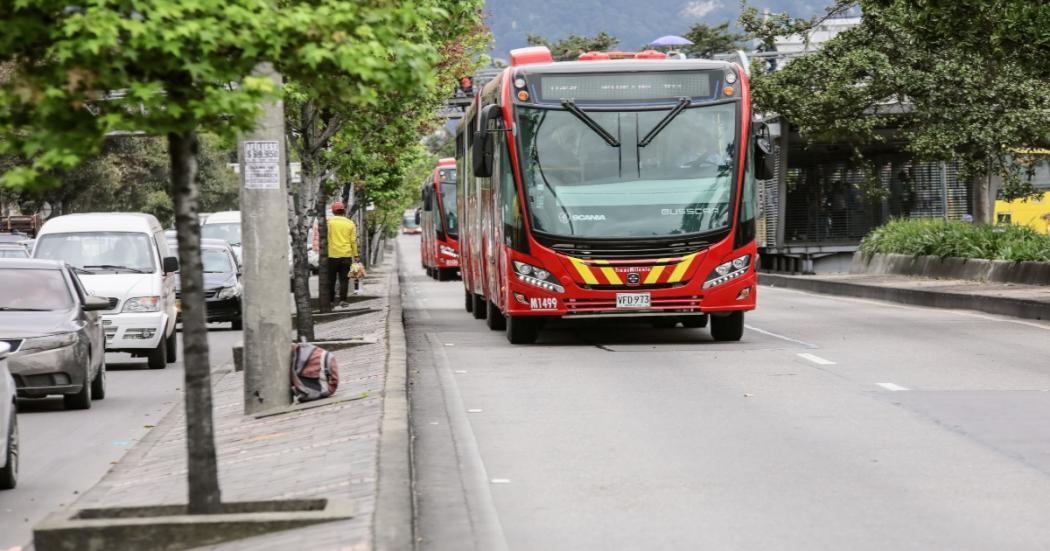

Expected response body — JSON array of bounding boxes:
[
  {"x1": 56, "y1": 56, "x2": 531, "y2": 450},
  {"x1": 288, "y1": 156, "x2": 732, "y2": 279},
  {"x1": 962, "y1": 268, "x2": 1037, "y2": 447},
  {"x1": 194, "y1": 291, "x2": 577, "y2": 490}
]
[{"x1": 859, "y1": 219, "x2": 1050, "y2": 263}]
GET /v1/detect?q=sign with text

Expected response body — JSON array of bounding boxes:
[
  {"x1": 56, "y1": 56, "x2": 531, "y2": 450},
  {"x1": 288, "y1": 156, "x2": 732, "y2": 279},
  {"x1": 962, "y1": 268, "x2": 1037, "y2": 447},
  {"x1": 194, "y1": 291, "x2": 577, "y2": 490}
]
[{"x1": 243, "y1": 141, "x2": 281, "y2": 190}]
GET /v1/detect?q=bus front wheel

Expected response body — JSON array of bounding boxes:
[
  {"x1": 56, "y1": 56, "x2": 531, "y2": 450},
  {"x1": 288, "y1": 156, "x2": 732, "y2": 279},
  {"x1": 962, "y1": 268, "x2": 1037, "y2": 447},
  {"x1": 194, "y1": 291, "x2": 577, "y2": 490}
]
[
  {"x1": 486, "y1": 300, "x2": 506, "y2": 330},
  {"x1": 710, "y1": 311, "x2": 744, "y2": 342},
  {"x1": 465, "y1": 290, "x2": 474, "y2": 313},
  {"x1": 472, "y1": 294, "x2": 487, "y2": 320}
]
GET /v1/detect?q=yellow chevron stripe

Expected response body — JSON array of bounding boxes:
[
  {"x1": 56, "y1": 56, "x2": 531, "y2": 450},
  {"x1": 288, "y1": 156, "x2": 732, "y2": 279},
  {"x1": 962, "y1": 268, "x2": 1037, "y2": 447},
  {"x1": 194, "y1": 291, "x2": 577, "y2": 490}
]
[
  {"x1": 643, "y1": 258, "x2": 670, "y2": 284},
  {"x1": 666, "y1": 253, "x2": 698, "y2": 283},
  {"x1": 593, "y1": 260, "x2": 622, "y2": 285},
  {"x1": 569, "y1": 256, "x2": 599, "y2": 285}
]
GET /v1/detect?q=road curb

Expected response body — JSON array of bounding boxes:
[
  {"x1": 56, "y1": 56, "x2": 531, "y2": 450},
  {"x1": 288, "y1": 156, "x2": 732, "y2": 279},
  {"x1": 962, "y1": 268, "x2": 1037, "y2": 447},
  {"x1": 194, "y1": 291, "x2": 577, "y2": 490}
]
[
  {"x1": 760, "y1": 273, "x2": 1050, "y2": 321},
  {"x1": 373, "y1": 240, "x2": 413, "y2": 551}
]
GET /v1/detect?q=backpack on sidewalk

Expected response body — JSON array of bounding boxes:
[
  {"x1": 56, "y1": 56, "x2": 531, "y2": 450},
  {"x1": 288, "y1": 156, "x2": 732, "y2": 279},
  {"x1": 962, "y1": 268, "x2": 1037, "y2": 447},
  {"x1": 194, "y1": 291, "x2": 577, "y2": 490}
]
[{"x1": 290, "y1": 342, "x2": 339, "y2": 402}]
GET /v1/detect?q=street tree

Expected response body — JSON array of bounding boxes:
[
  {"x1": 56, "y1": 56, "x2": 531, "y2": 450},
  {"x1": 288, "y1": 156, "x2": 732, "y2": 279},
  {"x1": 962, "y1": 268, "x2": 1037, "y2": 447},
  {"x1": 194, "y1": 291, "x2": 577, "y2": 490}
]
[
  {"x1": 681, "y1": 23, "x2": 745, "y2": 59},
  {"x1": 526, "y1": 32, "x2": 619, "y2": 61},
  {"x1": 741, "y1": 1, "x2": 1050, "y2": 223}
]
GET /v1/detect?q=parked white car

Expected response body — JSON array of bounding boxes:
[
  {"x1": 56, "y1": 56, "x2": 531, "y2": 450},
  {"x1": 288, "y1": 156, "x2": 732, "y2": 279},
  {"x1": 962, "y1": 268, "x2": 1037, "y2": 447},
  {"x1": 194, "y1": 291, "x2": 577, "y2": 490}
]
[
  {"x1": 201, "y1": 211, "x2": 242, "y2": 264},
  {"x1": 1, "y1": 342, "x2": 18, "y2": 490},
  {"x1": 34, "y1": 213, "x2": 179, "y2": 369}
]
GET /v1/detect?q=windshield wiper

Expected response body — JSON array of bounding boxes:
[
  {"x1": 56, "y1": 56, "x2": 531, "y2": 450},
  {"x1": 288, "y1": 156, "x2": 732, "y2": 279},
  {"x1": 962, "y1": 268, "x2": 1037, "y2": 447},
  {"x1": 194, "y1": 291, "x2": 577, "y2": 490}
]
[
  {"x1": 561, "y1": 100, "x2": 620, "y2": 147},
  {"x1": 71, "y1": 266, "x2": 93, "y2": 275},
  {"x1": 0, "y1": 307, "x2": 50, "y2": 311},
  {"x1": 638, "y1": 97, "x2": 690, "y2": 147},
  {"x1": 82, "y1": 264, "x2": 148, "y2": 274}
]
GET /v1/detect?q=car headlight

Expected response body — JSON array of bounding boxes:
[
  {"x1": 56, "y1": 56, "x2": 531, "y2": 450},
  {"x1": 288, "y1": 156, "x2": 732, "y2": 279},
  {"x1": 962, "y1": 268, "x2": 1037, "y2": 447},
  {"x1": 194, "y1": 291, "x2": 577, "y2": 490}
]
[
  {"x1": 513, "y1": 260, "x2": 564, "y2": 293},
  {"x1": 439, "y1": 245, "x2": 458, "y2": 258},
  {"x1": 123, "y1": 296, "x2": 161, "y2": 313},
  {"x1": 703, "y1": 254, "x2": 751, "y2": 289},
  {"x1": 22, "y1": 332, "x2": 78, "y2": 351},
  {"x1": 216, "y1": 286, "x2": 240, "y2": 300}
]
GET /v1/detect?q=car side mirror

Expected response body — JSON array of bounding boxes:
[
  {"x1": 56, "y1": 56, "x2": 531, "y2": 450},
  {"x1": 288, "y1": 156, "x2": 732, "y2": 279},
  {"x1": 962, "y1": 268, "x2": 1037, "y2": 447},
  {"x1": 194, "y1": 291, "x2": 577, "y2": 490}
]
[
  {"x1": 753, "y1": 121, "x2": 776, "y2": 180},
  {"x1": 83, "y1": 296, "x2": 110, "y2": 311},
  {"x1": 163, "y1": 256, "x2": 180, "y2": 273}
]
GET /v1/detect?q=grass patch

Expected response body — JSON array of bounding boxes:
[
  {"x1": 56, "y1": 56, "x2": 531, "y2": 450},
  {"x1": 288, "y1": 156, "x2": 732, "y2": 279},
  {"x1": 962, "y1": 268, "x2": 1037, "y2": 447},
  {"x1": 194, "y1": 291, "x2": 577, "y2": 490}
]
[{"x1": 859, "y1": 219, "x2": 1050, "y2": 262}]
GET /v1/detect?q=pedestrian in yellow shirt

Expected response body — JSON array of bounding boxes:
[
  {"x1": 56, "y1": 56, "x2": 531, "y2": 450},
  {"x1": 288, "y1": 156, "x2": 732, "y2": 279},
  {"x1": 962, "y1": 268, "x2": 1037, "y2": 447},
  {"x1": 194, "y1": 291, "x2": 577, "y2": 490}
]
[{"x1": 313, "y1": 201, "x2": 358, "y2": 307}]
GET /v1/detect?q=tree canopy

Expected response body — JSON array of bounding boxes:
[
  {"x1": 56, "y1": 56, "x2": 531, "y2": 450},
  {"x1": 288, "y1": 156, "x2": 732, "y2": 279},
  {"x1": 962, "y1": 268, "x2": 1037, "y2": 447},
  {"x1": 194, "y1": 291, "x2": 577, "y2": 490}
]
[
  {"x1": 682, "y1": 23, "x2": 745, "y2": 58},
  {"x1": 526, "y1": 32, "x2": 619, "y2": 61}
]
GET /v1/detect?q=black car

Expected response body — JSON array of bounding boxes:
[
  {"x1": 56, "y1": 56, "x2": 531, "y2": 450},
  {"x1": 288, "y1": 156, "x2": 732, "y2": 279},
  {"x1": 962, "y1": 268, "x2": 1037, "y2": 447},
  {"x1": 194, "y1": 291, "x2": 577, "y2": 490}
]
[
  {"x1": 170, "y1": 239, "x2": 242, "y2": 330},
  {"x1": 0, "y1": 259, "x2": 109, "y2": 409}
]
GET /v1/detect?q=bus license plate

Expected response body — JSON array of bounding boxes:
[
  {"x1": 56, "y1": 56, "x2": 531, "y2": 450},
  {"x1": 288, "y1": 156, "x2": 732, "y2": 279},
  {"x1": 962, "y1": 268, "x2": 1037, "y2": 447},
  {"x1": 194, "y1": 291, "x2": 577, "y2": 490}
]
[{"x1": 616, "y1": 293, "x2": 651, "y2": 309}]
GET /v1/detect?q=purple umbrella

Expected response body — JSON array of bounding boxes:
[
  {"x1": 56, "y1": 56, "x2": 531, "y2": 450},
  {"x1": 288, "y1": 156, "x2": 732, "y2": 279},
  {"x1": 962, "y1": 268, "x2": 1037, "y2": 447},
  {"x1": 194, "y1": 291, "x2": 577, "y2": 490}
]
[{"x1": 649, "y1": 35, "x2": 694, "y2": 47}]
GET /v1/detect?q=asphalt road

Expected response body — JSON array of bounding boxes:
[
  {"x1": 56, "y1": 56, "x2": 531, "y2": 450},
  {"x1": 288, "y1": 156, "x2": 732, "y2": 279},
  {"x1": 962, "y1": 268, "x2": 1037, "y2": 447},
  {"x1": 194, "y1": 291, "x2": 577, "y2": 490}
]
[
  {"x1": 0, "y1": 325, "x2": 242, "y2": 550},
  {"x1": 402, "y1": 235, "x2": 1050, "y2": 551}
]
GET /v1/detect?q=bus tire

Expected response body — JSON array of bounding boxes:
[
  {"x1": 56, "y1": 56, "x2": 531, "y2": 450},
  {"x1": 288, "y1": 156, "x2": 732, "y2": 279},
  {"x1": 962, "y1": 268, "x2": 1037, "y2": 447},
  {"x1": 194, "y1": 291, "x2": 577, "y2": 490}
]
[
  {"x1": 465, "y1": 290, "x2": 474, "y2": 313},
  {"x1": 711, "y1": 311, "x2": 744, "y2": 342},
  {"x1": 682, "y1": 315, "x2": 708, "y2": 328},
  {"x1": 485, "y1": 300, "x2": 506, "y2": 331},
  {"x1": 436, "y1": 268, "x2": 447, "y2": 281},
  {"x1": 506, "y1": 315, "x2": 541, "y2": 345},
  {"x1": 472, "y1": 294, "x2": 487, "y2": 320}
]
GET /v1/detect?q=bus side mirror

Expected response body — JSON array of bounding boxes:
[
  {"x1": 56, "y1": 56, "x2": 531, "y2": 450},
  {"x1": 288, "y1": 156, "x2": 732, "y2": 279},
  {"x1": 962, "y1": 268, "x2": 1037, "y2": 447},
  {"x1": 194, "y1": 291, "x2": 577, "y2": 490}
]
[
  {"x1": 414, "y1": 210, "x2": 421, "y2": 225},
  {"x1": 753, "y1": 122, "x2": 776, "y2": 181},
  {"x1": 423, "y1": 187, "x2": 433, "y2": 211},
  {"x1": 472, "y1": 104, "x2": 502, "y2": 178}
]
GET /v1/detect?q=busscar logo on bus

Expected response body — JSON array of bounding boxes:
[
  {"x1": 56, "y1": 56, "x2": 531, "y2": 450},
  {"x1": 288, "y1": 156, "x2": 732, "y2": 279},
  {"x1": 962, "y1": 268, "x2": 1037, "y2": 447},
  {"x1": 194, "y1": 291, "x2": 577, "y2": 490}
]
[
  {"x1": 661, "y1": 207, "x2": 718, "y2": 216},
  {"x1": 559, "y1": 213, "x2": 607, "y2": 223}
]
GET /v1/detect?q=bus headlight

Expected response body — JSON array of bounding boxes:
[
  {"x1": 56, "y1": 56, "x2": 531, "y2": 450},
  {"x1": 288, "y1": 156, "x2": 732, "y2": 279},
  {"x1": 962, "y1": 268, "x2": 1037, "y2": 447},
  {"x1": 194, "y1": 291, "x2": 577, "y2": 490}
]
[
  {"x1": 513, "y1": 261, "x2": 564, "y2": 293},
  {"x1": 703, "y1": 255, "x2": 751, "y2": 289}
]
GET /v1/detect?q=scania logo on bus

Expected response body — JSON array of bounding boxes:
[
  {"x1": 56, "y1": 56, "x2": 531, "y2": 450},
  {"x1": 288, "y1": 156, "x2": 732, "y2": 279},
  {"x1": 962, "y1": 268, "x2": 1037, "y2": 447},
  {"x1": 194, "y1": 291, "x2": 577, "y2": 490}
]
[
  {"x1": 559, "y1": 213, "x2": 607, "y2": 223},
  {"x1": 626, "y1": 273, "x2": 641, "y2": 286}
]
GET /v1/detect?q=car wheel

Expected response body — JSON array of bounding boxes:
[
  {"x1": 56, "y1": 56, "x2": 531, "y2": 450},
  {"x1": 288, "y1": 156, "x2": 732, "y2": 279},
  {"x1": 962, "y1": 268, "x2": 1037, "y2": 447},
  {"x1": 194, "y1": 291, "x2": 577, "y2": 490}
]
[
  {"x1": 485, "y1": 300, "x2": 506, "y2": 331},
  {"x1": 231, "y1": 317, "x2": 243, "y2": 331},
  {"x1": 90, "y1": 357, "x2": 106, "y2": 400},
  {"x1": 711, "y1": 311, "x2": 745, "y2": 342},
  {"x1": 464, "y1": 290, "x2": 474, "y2": 313},
  {"x1": 147, "y1": 339, "x2": 167, "y2": 370},
  {"x1": 471, "y1": 294, "x2": 487, "y2": 320},
  {"x1": 506, "y1": 315, "x2": 541, "y2": 345},
  {"x1": 64, "y1": 380, "x2": 92, "y2": 410},
  {"x1": 682, "y1": 315, "x2": 708, "y2": 328},
  {"x1": 165, "y1": 330, "x2": 177, "y2": 363},
  {"x1": 0, "y1": 410, "x2": 17, "y2": 490}
]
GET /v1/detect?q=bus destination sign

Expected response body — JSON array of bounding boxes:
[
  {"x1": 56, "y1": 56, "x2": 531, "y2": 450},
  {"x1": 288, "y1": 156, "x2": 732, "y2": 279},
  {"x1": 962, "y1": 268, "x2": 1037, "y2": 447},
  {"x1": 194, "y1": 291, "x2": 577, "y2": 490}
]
[{"x1": 539, "y1": 72, "x2": 713, "y2": 102}]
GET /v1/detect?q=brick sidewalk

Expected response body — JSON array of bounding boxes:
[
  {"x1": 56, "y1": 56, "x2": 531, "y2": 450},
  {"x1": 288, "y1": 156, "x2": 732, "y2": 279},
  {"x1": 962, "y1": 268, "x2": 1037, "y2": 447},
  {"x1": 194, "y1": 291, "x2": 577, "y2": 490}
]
[{"x1": 71, "y1": 249, "x2": 399, "y2": 551}]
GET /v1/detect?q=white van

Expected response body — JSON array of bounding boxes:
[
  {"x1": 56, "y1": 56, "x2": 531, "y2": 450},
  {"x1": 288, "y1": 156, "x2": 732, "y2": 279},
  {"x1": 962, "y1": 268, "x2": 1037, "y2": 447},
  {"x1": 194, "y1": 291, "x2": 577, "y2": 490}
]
[
  {"x1": 201, "y1": 211, "x2": 242, "y2": 263},
  {"x1": 33, "y1": 213, "x2": 179, "y2": 369}
]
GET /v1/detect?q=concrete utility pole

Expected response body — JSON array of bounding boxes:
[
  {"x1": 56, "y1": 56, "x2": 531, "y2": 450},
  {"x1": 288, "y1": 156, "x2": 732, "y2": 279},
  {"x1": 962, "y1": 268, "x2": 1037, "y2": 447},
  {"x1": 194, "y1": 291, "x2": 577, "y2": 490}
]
[{"x1": 239, "y1": 63, "x2": 293, "y2": 414}]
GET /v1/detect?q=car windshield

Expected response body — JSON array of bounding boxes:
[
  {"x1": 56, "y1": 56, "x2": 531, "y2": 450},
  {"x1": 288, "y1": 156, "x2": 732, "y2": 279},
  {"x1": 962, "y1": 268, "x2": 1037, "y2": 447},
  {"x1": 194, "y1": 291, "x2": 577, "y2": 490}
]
[
  {"x1": 402, "y1": 215, "x2": 418, "y2": 229},
  {"x1": 201, "y1": 223, "x2": 242, "y2": 246},
  {"x1": 0, "y1": 268, "x2": 74, "y2": 311},
  {"x1": 0, "y1": 248, "x2": 28, "y2": 258},
  {"x1": 441, "y1": 182, "x2": 458, "y2": 239},
  {"x1": 35, "y1": 232, "x2": 156, "y2": 273},
  {"x1": 202, "y1": 249, "x2": 233, "y2": 273},
  {"x1": 517, "y1": 101, "x2": 737, "y2": 239}
]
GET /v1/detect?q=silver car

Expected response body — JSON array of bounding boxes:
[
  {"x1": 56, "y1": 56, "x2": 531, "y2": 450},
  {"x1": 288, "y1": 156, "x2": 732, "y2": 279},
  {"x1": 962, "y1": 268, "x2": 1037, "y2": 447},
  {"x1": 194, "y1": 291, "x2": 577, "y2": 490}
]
[
  {"x1": 0, "y1": 259, "x2": 109, "y2": 410},
  {"x1": 1, "y1": 341, "x2": 17, "y2": 489}
]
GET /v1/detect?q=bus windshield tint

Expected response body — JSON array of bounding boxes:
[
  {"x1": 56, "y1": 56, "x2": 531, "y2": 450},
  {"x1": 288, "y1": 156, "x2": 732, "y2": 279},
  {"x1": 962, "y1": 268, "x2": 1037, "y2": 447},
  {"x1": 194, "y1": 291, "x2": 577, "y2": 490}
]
[
  {"x1": 441, "y1": 182, "x2": 458, "y2": 239},
  {"x1": 517, "y1": 102, "x2": 737, "y2": 239}
]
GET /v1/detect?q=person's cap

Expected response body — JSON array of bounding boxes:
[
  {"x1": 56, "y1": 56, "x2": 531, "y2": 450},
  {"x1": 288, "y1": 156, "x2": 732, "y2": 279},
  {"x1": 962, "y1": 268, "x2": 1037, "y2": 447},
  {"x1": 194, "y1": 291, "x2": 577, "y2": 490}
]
[{"x1": 331, "y1": 201, "x2": 346, "y2": 213}]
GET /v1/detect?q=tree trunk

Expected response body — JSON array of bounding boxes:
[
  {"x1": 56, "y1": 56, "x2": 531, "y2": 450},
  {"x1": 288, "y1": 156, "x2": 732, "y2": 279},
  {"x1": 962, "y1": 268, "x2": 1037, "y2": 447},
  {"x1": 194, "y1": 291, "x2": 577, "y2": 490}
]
[
  {"x1": 169, "y1": 130, "x2": 222, "y2": 514},
  {"x1": 287, "y1": 101, "x2": 318, "y2": 341},
  {"x1": 316, "y1": 191, "x2": 331, "y2": 313},
  {"x1": 972, "y1": 171, "x2": 1000, "y2": 224}
]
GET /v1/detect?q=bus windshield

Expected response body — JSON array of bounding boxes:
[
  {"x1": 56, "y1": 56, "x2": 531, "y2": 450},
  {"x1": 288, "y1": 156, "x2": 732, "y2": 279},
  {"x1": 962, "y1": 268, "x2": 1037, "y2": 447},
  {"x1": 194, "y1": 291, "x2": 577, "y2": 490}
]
[
  {"x1": 517, "y1": 101, "x2": 737, "y2": 239},
  {"x1": 441, "y1": 181, "x2": 458, "y2": 239}
]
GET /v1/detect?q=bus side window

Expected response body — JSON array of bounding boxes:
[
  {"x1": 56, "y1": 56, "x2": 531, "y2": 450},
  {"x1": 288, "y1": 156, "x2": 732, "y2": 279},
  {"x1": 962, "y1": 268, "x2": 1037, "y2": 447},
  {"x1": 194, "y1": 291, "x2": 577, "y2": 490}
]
[{"x1": 500, "y1": 136, "x2": 528, "y2": 253}]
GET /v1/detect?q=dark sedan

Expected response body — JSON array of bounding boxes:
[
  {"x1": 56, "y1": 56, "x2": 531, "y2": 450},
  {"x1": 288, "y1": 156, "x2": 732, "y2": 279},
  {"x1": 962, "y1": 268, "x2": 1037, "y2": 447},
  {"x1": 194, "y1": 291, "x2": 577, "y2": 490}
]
[
  {"x1": 169, "y1": 239, "x2": 242, "y2": 330},
  {"x1": 0, "y1": 259, "x2": 109, "y2": 409}
]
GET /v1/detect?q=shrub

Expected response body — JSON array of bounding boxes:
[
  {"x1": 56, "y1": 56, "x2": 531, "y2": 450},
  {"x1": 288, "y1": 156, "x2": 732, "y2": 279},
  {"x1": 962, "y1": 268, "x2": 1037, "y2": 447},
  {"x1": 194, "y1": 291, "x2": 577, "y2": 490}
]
[{"x1": 859, "y1": 219, "x2": 1050, "y2": 262}]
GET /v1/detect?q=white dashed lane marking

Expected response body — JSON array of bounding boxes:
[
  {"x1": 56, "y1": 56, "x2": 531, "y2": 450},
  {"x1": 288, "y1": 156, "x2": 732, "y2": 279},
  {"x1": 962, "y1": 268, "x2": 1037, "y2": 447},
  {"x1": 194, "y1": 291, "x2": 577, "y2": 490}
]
[
  {"x1": 797, "y1": 352, "x2": 836, "y2": 365},
  {"x1": 876, "y1": 382, "x2": 909, "y2": 392}
]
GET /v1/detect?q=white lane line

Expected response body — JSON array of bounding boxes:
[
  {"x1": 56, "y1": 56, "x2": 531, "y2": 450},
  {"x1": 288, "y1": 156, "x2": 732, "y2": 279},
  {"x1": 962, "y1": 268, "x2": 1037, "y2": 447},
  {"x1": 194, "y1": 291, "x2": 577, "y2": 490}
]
[
  {"x1": 797, "y1": 352, "x2": 836, "y2": 365},
  {"x1": 746, "y1": 324, "x2": 819, "y2": 349},
  {"x1": 876, "y1": 382, "x2": 909, "y2": 392},
  {"x1": 490, "y1": 478, "x2": 512, "y2": 484},
  {"x1": 467, "y1": 409, "x2": 483, "y2": 413},
  {"x1": 454, "y1": 370, "x2": 467, "y2": 374}
]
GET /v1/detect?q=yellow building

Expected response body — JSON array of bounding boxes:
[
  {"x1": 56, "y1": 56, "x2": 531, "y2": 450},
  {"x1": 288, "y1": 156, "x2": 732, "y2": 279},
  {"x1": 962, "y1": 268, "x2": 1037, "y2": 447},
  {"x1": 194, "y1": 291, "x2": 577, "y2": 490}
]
[{"x1": 995, "y1": 151, "x2": 1050, "y2": 234}]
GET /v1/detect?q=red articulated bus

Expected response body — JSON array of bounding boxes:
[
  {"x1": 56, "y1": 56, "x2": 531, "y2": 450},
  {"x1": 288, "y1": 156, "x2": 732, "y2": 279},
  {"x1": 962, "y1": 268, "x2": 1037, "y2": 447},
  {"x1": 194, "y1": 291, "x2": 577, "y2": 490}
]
[
  {"x1": 420, "y1": 157, "x2": 460, "y2": 281},
  {"x1": 456, "y1": 46, "x2": 773, "y2": 344}
]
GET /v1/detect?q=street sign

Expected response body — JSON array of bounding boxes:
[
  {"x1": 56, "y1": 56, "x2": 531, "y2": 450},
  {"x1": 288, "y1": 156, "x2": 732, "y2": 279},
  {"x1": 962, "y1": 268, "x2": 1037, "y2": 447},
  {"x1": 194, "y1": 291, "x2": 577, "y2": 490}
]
[{"x1": 243, "y1": 140, "x2": 280, "y2": 190}]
